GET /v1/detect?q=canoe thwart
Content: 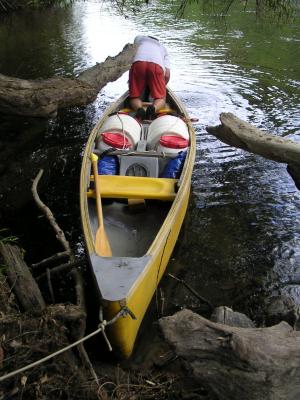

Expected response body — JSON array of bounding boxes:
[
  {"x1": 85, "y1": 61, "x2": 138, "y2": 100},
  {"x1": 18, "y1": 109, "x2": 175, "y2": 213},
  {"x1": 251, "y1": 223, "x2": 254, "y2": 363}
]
[{"x1": 88, "y1": 175, "x2": 178, "y2": 200}]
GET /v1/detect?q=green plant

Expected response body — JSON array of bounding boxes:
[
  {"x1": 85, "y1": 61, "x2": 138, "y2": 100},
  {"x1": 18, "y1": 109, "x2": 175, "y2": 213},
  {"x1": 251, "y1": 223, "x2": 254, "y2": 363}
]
[{"x1": 0, "y1": 229, "x2": 18, "y2": 244}]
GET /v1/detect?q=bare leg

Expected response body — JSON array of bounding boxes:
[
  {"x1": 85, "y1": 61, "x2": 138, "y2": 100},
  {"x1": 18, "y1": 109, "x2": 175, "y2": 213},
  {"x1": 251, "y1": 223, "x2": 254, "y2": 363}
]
[
  {"x1": 130, "y1": 97, "x2": 143, "y2": 111},
  {"x1": 153, "y1": 98, "x2": 166, "y2": 111}
]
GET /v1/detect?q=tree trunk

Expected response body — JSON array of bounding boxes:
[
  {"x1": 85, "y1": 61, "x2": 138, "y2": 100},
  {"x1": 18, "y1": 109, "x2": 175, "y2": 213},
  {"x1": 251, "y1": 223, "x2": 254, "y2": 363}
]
[
  {"x1": 0, "y1": 242, "x2": 45, "y2": 314},
  {"x1": 207, "y1": 112, "x2": 300, "y2": 165},
  {"x1": 0, "y1": 43, "x2": 135, "y2": 117},
  {"x1": 207, "y1": 113, "x2": 300, "y2": 188},
  {"x1": 160, "y1": 309, "x2": 300, "y2": 400}
]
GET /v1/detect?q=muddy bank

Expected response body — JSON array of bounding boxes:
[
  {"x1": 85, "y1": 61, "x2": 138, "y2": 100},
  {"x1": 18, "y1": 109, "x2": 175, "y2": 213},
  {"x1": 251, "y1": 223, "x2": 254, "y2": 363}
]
[
  {"x1": 0, "y1": 240, "x2": 214, "y2": 400},
  {"x1": 2, "y1": 238, "x2": 299, "y2": 400}
]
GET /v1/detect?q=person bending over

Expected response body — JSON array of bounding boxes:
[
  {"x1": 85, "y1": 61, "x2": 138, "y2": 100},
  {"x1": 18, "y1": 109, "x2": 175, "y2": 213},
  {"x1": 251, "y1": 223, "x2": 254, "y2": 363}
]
[{"x1": 129, "y1": 35, "x2": 170, "y2": 120}]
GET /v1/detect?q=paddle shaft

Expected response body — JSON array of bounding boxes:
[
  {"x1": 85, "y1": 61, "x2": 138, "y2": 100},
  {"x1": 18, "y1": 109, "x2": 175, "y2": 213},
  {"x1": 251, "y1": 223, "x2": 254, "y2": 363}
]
[
  {"x1": 91, "y1": 154, "x2": 112, "y2": 257},
  {"x1": 92, "y1": 158, "x2": 104, "y2": 226}
]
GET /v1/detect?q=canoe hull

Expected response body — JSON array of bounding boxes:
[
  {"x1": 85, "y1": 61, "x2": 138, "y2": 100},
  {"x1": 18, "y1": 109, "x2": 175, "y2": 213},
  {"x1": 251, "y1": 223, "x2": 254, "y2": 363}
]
[
  {"x1": 80, "y1": 89, "x2": 196, "y2": 358},
  {"x1": 104, "y1": 183, "x2": 191, "y2": 357}
]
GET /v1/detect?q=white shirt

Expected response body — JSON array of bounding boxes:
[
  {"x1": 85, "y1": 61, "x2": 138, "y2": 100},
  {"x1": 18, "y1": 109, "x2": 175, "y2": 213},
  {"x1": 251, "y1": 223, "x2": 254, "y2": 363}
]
[{"x1": 133, "y1": 35, "x2": 170, "y2": 72}]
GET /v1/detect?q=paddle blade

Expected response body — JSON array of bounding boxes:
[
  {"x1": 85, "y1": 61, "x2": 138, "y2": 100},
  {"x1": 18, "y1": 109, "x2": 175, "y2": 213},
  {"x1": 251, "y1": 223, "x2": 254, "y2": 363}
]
[{"x1": 95, "y1": 224, "x2": 112, "y2": 257}]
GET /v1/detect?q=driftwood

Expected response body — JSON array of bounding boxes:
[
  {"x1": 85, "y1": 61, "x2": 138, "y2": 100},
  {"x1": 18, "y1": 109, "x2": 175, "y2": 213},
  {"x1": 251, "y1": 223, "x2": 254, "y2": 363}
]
[
  {"x1": 31, "y1": 169, "x2": 85, "y2": 309},
  {"x1": 31, "y1": 169, "x2": 101, "y2": 384},
  {"x1": 32, "y1": 169, "x2": 73, "y2": 260},
  {"x1": 0, "y1": 269, "x2": 16, "y2": 314},
  {"x1": 160, "y1": 309, "x2": 300, "y2": 400},
  {"x1": 207, "y1": 113, "x2": 300, "y2": 188},
  {"x1": 207, "y1": 113, "x2": 300, "y2": 165},
  {"x1": 0, "y1": 242, "x2": 45, "y2": 314},
  {"x1": 0, "y1": 43, "x2": 135, "y2": 117}
]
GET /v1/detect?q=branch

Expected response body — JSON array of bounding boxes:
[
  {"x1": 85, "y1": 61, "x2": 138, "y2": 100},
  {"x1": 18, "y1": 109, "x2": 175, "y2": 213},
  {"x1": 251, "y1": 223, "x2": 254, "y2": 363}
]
[
  {"x1": 0, "y1": 43, "x2": 135, "y2": 117},
  {"x1": 168, "y1": 273, "x2": 214, "y2": 311},
  {"x1": 207, "y1": 113, "x2": 300, "y2": 165},
  {"x1": 31, "y1": 169, "x2": 73, "y2": 259}
]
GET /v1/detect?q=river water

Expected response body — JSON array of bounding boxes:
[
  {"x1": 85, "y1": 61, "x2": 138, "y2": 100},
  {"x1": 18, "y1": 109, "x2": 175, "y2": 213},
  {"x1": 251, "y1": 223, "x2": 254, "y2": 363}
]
[{"x1": 0, "y1": 0, "x2": 300, "y2": 351}]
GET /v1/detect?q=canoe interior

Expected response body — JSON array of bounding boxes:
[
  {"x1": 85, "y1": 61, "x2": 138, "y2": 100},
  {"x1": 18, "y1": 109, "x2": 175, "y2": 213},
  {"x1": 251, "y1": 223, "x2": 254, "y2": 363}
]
[
  {"x1": 88, "y1": 199, "x2": 171, "y2": 257},
  {"x1": 84, "y1": 91, "x2": 189, "y2": 258},
  {"x1": 80, "y1": 88, "x2": 195, "y2": 357}
]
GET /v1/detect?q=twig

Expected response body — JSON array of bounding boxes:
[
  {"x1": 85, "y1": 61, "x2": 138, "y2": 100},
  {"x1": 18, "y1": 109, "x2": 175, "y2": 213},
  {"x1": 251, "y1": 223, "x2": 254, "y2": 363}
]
[
  {"x1": 36, "y1": 260, "x2": 83, "y2": 281},
  {"x1": 31, "y1": 170, "x2": 85, "y2": 309},
  {"x1": 160, "y1": 288, "x2": 165, "y2": 317},
  {"x1": 31, "y1": 251, "x2": 70, "y2": 269},
  {"x1": 168, "y1": 273, "x2": 214, "y2": 311},
  {"x1": 0, "y1": 306, "x2": 133, "y2": 383},
  {"x1": 46, "y1": 268, "x2": 55, "y2": 303},
  {"x1": 31, "y1": 170, "x2": 95, "y2": 384},
  {"x1": 71, "y1": 268, "x2": 86, "y2": 310},
  {"x1": 31, "y1": 170, "x2": 73, "y2": 260}
]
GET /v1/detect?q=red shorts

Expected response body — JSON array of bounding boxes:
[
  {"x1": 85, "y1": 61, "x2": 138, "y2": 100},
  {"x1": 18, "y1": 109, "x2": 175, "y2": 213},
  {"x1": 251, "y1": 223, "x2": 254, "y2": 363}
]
[{"x1": 129, "y1": 61, "x2": 166, "y2": 99}]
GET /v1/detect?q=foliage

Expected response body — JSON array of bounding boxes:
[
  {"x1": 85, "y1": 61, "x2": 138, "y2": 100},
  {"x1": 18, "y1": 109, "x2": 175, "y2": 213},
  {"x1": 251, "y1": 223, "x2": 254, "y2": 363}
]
[
  {"x1": 113, "y1": 0, "x2": 148, "y2": 13},
  {"x1": 176, "y1": 0, "x2": 297, "y2": 19},
  {"x1": 0, "y1": 0, "x2": 297, "y2": 18},
  {"x1": 0, "y1": 0, "x2": 74, "y2": 13},
  {"x1": 27, "y1": 0, "x2": 75, "y2": 7}
]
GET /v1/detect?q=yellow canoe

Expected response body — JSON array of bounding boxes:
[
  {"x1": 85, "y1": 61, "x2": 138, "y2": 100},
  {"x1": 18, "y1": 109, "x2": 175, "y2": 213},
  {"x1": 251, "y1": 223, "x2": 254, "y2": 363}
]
[{"x1": 80, "y1": 89, "x2": 196, "y2": 358}]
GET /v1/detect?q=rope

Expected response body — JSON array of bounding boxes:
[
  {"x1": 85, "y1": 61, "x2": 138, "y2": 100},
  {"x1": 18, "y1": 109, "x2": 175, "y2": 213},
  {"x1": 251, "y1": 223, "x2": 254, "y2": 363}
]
[{"x1": 0, "y1": 306, "x2": 132, "y2": 383}]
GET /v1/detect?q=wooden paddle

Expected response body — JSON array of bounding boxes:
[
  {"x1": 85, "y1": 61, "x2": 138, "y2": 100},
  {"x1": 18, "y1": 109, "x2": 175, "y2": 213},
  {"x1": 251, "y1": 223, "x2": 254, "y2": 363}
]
[{"x1": 91, "y1": 153, "x2": 112, "y2": 257}]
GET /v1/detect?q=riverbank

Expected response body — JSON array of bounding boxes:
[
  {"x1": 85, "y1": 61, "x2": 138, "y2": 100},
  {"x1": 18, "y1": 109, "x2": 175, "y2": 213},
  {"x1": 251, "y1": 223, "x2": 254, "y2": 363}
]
[
  {"x1": 0, "y1": 239, "x2": 215, "y2": 400},
  {"x1": 2, "y1": 238, "x2": 300, "y2": 400}
]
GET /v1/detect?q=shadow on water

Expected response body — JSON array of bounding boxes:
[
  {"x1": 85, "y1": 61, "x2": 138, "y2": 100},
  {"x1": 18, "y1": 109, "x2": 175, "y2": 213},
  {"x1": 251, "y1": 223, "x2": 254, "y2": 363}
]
[{"x1": 0, "y1": 104, "x2": 97, "y2": 261}]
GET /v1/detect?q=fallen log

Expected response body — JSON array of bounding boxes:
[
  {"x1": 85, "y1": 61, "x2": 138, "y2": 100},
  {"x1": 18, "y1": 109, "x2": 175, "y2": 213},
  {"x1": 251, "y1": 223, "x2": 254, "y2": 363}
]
[
  {"x1": 0, "y1": 242, "x2": 45, "y2": 314},
  {"x1": 0, "y1": 43, "x2": 135, "y2": 117},
  {"x1": 0, "y1": 270, "x2": 16, "y2": 314},
  {"x1": 207, "y1": 113, "x2": 300, "y2": 188},
  {"x1": 160, "y1": 309, "x2": 300, "y2": 400},
  {"x1": 207, "y1": 113, "x2": 300, "y2": 165}
]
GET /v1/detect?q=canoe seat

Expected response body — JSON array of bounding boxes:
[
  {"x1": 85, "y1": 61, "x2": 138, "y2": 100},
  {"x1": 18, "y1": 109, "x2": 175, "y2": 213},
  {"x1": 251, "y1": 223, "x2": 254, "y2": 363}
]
[{"x1": 88, "y1": 175, "x2": 178, "y2": 201}]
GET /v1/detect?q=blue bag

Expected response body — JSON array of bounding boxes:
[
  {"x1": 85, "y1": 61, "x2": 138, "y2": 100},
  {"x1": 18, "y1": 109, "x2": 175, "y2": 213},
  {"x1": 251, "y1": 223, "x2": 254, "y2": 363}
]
[
  {"x1": 161, "y1": 151, "x2": 187, "y2": 179},
  {"x1": 98, "y1": 156, "x2": 119, "y2": 175}
]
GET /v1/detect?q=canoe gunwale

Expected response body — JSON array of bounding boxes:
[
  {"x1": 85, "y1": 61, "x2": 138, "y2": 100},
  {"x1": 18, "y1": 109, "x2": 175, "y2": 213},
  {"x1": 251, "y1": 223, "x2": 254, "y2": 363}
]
[{"x1": 79, "y1": 88, "x2": 196, "y2": 357}]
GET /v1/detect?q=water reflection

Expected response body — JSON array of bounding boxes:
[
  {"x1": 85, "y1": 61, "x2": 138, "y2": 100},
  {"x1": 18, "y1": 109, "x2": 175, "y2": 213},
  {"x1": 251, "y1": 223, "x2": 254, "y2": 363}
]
[{"x1": 0, "y1": 1, "x2": 299, "y2": 316}]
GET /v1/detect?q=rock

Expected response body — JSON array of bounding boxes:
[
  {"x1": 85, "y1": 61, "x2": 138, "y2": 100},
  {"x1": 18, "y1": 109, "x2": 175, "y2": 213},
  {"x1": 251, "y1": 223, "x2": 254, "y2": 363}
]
[
  {"x1": 264, "y1": 295, "x2": 300, "y2": 330},
  {"x1": 210, "y1": 306, "x2": 255, "y2": 328}
]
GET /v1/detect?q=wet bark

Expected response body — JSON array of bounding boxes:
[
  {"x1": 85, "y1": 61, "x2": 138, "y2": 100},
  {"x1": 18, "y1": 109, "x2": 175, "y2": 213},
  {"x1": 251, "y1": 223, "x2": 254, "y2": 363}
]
[
  {"x1": 0, "y1": 43, "x2": 135, "y2": 117},
  {"x1": 207, "y1": 113, "x2": 300, "y2": 188},
  {"x1": 160, "y1": 309, "x2": 300, "y2": 400},
  {"x1": 0, "y1": 242, "x2": 45, "y2": 314}
]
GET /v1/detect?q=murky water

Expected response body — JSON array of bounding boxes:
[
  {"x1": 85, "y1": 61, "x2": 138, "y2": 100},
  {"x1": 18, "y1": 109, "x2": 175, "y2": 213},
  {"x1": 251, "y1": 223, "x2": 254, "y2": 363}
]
[{"x1": 0, "y1": 1, "x2": 300, "y2": 335}]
